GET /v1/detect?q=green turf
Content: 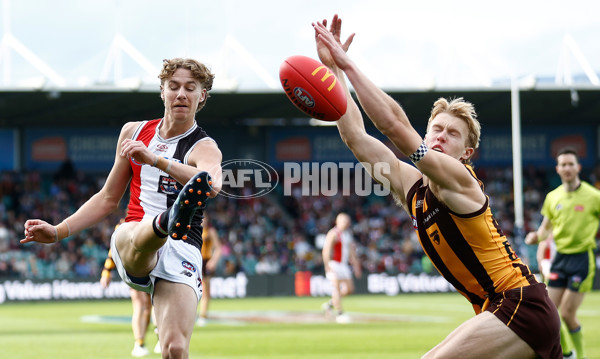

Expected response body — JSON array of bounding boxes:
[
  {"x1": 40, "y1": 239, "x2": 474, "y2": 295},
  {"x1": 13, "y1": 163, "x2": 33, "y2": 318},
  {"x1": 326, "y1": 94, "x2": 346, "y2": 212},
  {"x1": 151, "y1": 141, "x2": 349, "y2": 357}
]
[{"x1": 1, "y1": 292, "x2": 599, "y2": 358}]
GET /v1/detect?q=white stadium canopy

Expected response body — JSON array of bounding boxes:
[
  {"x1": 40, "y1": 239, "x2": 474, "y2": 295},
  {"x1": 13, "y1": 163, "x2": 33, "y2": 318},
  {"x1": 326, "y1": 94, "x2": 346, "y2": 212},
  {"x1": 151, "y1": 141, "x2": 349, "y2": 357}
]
[{"x1": 1, "y1": 0, "x2": 599, "y2": 92}]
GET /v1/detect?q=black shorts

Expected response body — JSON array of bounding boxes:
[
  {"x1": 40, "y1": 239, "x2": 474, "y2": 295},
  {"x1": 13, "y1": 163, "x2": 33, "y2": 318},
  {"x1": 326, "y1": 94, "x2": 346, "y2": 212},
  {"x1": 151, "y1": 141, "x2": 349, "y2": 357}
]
[
  {"x1": 486, "y1": 283, "x2": 561, "y2": 359},
  {"x1": 548, "y1": 250, "x2": 595, "y2": 292}
]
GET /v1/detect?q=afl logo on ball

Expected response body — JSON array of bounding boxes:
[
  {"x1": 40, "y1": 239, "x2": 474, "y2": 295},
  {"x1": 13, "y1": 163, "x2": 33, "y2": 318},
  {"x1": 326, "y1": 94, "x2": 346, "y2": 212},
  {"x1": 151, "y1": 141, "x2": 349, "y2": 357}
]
[
  {"x1": 293, "y1": 87, "x2": 315, "y2": 108},
  {"x1": 182, "y1": 261, "x2": 196, "y2": 272}
]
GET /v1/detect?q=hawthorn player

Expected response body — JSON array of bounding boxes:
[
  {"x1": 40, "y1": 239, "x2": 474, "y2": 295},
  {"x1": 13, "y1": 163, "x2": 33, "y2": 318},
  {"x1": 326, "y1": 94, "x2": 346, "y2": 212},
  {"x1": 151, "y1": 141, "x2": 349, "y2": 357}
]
[{"x1": 312, "y1": 15, "x2": 561, "y2": 358}]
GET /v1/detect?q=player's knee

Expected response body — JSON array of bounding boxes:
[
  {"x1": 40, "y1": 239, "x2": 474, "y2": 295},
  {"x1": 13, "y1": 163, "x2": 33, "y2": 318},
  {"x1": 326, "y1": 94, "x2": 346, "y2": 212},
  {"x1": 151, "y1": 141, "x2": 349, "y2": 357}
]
[
  {"x1": 559, "y1": 306, "x2": 577, "y2": 320},
  {"x1": 163, "y1": 339, "x2": 188, "y2": 358}
]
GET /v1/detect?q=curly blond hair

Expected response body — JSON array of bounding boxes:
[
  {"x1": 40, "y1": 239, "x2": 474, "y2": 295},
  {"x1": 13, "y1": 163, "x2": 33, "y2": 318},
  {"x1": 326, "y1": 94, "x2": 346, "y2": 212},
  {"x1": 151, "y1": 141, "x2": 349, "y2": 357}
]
[{"x1": 158, "y1": 58, "x2": 215, "y2": 112}]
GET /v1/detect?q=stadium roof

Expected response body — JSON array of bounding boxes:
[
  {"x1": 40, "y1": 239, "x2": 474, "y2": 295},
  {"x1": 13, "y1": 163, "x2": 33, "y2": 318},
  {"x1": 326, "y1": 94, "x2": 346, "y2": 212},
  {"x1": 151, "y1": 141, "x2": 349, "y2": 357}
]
[{"x1": 1, "y1": 86, "x2": 599, "y2": 129}]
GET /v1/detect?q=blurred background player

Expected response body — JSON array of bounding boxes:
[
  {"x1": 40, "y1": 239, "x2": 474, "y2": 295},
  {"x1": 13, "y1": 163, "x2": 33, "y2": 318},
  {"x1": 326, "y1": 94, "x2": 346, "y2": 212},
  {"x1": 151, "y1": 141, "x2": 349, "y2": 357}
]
[
  {"x1": 525, "y1": 148, "x2": 600, "y2": 359},
  {"x1": 534, "y1": 234, "x2": 557, "y2": 282},
  {"x1": 321, "y1": 212, "x2": 361, "y2": 324},
  {"x1": 196, "y1": 214, "x2": 222, "y2": 326},
  {"x1": 101, "y1": 247, "x2": 156, "y2": 357}
]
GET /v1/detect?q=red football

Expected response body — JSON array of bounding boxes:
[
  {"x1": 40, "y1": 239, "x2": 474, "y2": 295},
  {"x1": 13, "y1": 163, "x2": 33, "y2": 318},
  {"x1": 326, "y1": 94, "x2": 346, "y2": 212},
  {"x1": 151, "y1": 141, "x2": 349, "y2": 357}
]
[{"x1": 279, "y1": 55, "x2": 347, "y2": 122}]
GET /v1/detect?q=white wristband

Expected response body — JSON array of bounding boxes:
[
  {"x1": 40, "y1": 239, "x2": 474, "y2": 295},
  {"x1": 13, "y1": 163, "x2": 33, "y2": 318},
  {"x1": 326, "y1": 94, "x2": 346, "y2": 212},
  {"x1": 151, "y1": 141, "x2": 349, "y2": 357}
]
[{"x1": 64, "y1": 220, "x2": 72, "y2": 237}]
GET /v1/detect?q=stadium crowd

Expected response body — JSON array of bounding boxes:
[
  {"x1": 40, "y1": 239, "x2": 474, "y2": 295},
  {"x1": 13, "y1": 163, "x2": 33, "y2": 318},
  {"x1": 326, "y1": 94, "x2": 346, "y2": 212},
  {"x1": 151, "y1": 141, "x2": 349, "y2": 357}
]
[{"x1": 1, "y1": 164, "x2": 599, "y2": 280}]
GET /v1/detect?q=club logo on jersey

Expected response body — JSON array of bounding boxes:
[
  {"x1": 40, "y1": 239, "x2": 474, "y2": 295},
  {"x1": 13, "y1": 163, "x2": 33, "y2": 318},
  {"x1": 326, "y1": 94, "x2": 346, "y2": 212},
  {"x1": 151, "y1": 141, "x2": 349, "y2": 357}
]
[
  {"x1": 155, "y1": 144, "x2": 169, "y2": 152},
  {"x1": 158, "y1": 175, "x2": 178, "y2": 194},
  {"x1": 182, "y1": 261, "x2": 196, "y2": 272},
  {"x1": 429, "y1": 229, "x2": 441, "y2": 245}
]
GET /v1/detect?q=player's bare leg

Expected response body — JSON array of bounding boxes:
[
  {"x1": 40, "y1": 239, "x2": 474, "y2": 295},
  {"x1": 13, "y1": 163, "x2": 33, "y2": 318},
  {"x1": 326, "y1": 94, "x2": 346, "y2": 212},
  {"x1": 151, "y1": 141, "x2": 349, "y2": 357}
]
[
  {"x1": 115, "y1": 171, "x2": 213, "y2": 277},
  {"x1": 153, "y1": 281, "x2": 197, "y2": 359},
  {"x1": 130, "y1": 289, "x2": 152, "y2": 357},
  {"x1": 114, "y1": 221, "x2": 165, "y2": 277},
  {"x1": 422, "y1": 312, "x2": 536, "y2": 359}
]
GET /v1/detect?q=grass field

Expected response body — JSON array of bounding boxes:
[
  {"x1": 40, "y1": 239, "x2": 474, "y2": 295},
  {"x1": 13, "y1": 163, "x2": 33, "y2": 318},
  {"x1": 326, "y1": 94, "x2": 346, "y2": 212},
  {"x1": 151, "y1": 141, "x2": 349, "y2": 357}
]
[{"x1": 1, "y1": 291, "x2": 599, "y2": 358}]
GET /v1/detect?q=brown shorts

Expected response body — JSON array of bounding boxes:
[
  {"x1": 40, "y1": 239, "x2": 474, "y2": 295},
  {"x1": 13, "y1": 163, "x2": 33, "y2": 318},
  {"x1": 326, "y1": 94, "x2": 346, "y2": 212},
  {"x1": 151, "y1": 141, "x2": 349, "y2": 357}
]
[
  {"x1": 486, "y1": 283, "x2": 561, "y2": 359},
  {"x1": 202, "y1": 258, "x2": 214, "y2": 277}
]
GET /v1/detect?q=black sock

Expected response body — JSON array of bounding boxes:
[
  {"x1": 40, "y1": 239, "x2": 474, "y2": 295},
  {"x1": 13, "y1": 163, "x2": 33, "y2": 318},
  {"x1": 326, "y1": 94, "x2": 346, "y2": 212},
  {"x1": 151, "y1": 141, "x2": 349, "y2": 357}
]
[{"x1": 152, "y1": 211, "x2": 170, "y2": 238}]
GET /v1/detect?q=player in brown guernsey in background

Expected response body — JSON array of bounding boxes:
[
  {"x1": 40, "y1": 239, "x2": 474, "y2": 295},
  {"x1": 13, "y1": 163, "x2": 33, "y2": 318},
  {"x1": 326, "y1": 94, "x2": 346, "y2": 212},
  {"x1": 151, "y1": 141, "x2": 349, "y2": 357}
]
[
  {"x1": 101, "y1": 248, "x2": 157, "y2": 357},
  {"x1": 196, "y1": 214, "x2": 222, "y2": 326},
  {"x1": 312, "y1": 15, "x2": 561, "y2": 358},
  {"x1": 100, "y1": 219, "x2": 160, "y2": 357}
]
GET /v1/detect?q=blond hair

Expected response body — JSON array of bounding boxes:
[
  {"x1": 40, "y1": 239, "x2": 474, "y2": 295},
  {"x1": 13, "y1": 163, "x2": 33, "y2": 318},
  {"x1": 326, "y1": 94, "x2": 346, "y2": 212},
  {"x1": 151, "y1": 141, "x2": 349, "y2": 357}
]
[
  {"x1": 427, "y1": 97, "x2": 481, "y2": 164},
  {"x1": 158, "y1": 58, "x2": 215, "y2": 112}
]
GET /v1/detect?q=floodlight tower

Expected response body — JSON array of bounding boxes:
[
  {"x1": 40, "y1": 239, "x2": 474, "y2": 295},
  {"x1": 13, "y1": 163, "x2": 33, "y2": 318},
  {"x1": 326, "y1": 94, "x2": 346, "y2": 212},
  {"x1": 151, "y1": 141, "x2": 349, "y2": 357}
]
[
  {"x1": 555, "y1": 34, "x2": 599, "y2": 87},
  {"x1": 0, "y1": 0, "x2": 65, "y2": 88},
  {"x1": 98, "y1": 0, "x2": 158, "y2": 88}
]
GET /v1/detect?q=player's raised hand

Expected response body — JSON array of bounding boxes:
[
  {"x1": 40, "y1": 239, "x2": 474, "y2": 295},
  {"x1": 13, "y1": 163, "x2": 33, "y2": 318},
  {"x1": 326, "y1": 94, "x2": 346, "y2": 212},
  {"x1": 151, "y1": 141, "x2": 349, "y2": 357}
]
[{"x1": 313, "y1": 14, "x2": 354, "y2": 70}]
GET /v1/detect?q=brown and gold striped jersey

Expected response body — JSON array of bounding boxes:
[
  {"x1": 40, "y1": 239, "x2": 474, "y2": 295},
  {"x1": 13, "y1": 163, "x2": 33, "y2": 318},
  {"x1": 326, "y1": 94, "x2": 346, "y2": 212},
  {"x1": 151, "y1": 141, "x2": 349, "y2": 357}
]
[
  {"x1": 201, "y1": 227, "x2": 213, "y2": 261},
  {"x1": 407, "y1": 165, "x2": 537, "y2": 313}
]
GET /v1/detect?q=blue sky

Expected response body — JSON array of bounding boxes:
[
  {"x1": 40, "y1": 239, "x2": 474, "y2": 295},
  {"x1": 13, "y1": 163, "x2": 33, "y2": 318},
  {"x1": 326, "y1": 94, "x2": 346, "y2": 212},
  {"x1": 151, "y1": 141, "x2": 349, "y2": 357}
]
[{"x1": 1, "y1": 0, "x2": 599, "y2": 91}]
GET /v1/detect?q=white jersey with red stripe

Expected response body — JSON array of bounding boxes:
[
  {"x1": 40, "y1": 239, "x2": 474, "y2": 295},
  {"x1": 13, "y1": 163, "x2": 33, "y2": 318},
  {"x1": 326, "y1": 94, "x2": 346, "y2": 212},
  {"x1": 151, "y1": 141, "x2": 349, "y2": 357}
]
[
  {"x1": 331, "y1": 228, "x2": 353, "y2": 264},
  {"x1": 125, "y1": 118, "x2": 213, "y2": 250}
]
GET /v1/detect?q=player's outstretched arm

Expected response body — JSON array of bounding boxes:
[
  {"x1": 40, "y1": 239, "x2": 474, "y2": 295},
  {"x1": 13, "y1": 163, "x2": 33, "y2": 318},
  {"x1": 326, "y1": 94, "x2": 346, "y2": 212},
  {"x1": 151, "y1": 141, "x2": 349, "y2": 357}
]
[
  {"x1": 22, "y1": 123, "x2": 137, "y2": 244},
  {"x1": 316, "y1": 17, "x2": 484, "y2": 213},
  {"x1": 313, "y1": 19, "x2": 423, "y2": 159},
  {"x1": 313, "y1": 16, "x2": 421, "y2": 207},
  {"x1": 525, "y1": 216, "x2": 552, "y2": 245}
]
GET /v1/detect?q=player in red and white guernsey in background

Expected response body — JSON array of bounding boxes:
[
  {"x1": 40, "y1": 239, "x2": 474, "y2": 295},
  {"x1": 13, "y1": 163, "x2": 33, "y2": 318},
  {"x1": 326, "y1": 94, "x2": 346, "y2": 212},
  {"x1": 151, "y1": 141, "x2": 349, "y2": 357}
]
[
  {"x1": 322, "y1": 212, "x2": 361, "y2": 323},
  {"x1": 22, "y1": 58, "x2": 222, "y2": 359}
]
